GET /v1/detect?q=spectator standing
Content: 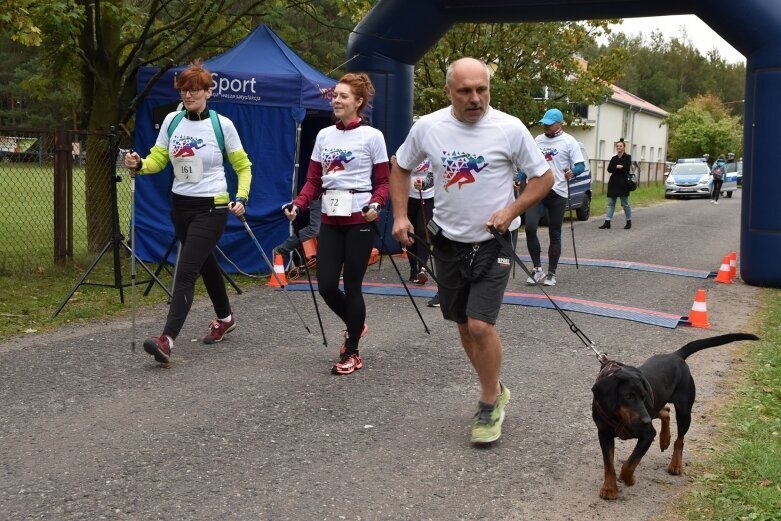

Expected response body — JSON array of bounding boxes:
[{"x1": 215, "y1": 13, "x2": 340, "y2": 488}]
[{"x1": 598, "y1": 138, "x2": 633, "y2": 229}]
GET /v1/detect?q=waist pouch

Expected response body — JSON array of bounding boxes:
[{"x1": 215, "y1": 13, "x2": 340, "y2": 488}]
[{"x1": 434, "y1": 231, "x2": 510, "y2": 281}]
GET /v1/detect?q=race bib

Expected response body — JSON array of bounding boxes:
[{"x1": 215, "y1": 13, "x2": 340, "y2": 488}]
[
  {"x1": 172, "y1": 157, "x2": 204, "y2": 183},
  {"x1": 323, "y1": 190, "x2": 353, "y2": 217}
]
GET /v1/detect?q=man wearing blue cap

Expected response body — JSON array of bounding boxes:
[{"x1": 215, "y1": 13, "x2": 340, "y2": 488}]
[{"x1": 524, "y1": 108, "x2": 586, "y2": 287}]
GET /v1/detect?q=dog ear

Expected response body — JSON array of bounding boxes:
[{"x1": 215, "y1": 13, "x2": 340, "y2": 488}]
[
  {"x1": 592, "y1": 378, "x2": 618, "y2": 413},
  {"x1": 640, "y1": 375, "x2": 654, "y2": 409}
]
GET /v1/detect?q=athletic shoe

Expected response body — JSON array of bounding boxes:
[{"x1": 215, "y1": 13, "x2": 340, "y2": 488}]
[
  {"x1": 496, "y1": 382, "x2": 511, "y2": 410},
  {"x1": 203, "y1": 315, "x2": 236, "y2": 344},
  {"x1": 471, "y1": 400, "x2": 506, "y2": 444},
  {"x1": 143, "y1": 335, "x2": 172, "y2": 364},
  {"x1": 332, "y1": 352, "x2": 363, "y2": 375},
  {"x1": 543, "y1": 273, "x2": 557, "y2": 286},
  {"x1": 414, "y1": 268, "x2": 428, "y2": 285},
  {"x1": 427, "y1": 294, "x2": 440, "y2": 307},
  {"x1": 340, "y1": 323, "x2": 368, "y2": 356},
  {"x1": 526, "y1": 267, "x2": 545, "y2": 285}
]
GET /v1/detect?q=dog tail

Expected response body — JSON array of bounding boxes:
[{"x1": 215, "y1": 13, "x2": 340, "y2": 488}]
[{"x1": 674, "y1": 333, "x2": 759, "y2": 360}]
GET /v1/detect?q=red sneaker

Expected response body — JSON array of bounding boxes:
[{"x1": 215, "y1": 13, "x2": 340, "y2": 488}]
[
  {"x1": 414, "y1": 268, "x2": 428, "y2": 285},
  {"x1": 332, "y1": 352, "x2": 363, "y2": 375},
  {"x1": 143, "y1": 335, "x2": 172, "y2": 363},
  {"x1": 203, "y1": 316, "x2": 236, "y2": 344},
  {"x1": 340, "y1": 323, "x2": 368, "y2": 356}
]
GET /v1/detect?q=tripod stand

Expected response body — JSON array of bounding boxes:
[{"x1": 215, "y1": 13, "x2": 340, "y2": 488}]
[{"x1": 54, "y1": 132, "x2": 171, "y2": 317}]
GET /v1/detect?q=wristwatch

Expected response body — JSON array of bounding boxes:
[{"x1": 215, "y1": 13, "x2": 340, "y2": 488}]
[
  {"x1": 235, "y1": 197, "x2": 248, "y2": 207},
  {"x1": 369, "y1": 202, "x2": 382, "y2": 212}
]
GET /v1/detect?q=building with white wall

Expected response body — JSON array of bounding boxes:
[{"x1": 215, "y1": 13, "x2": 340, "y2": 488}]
[{"x1": 563, "y1": 84, "x2": 668, "y2": 163}]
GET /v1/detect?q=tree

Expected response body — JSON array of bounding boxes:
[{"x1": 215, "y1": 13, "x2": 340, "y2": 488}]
[
  {"x1": 666, "y1": 94, "x2": 742, "y2": 160},
  {"x1": 413, "y1": 21, "x2": 626, "y2": 126},
  {"x1": 12, "y1": 1, "x2": 285, "y2": 252}
]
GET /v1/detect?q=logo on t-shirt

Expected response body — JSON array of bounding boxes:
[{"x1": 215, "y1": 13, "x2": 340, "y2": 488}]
[
  {"x1": 172, "y1": 136, "x2": 206, "y2": 158},
  {"x1": 440, "y1": 151, "x2": 488, "y2": 192},
  {"x1": 322, "y1": 148, "x2": 355, "y2": 175},
  {"x1": 540, "y1": 146, "x2": 559, "y2": 162}
]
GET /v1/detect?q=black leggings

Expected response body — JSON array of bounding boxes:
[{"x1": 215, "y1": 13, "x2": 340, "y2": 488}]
[
  {"x1": 711, "y1": 178, "x2": 724, "y2": 201},
  {"x1": 164, "y1": 196, "x2": 230, "y2": 339},
  {"x1": 316, "y1": 222, "x2": 376, "y2": 351},
  {"x1": 524, "y1": 191, "x2": 566, "y2": 273},
  {"x1": 407, "y1": 196, "x2": 434, "y2": 273}
]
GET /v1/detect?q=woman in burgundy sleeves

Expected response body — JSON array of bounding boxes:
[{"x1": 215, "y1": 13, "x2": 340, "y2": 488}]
[{"x1": 284, "y1": 72, "x2": 389, "y2": 375}]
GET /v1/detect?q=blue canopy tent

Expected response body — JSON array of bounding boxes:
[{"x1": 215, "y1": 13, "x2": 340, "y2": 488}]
[{"x1": 133, "y1": 25, "x2": 336, "y2": 273}]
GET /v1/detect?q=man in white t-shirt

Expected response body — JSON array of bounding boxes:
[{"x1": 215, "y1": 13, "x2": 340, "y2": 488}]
[
  {"x1": 524, "y1": 108, "x2": 586, "y2": 287},
  {"x1": 391, "y1": 57, "x2": 553, "y2": 445}
]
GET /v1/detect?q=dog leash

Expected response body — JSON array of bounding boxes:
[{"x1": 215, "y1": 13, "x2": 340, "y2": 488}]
[{"x1": 488, "y1": 227, "x2": 607, "y2": 363}]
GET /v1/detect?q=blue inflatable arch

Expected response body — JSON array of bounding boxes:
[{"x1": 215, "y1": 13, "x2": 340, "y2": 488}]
[{"x1": 347, "y1": 0, "x2": 781, "y2": 287}]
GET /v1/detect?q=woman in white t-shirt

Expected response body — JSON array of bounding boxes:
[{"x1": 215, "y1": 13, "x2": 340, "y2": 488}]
[
  {"x1": 285, "y1": 73, "x2": 389, "y2": 375},
  {"x1": 124, "y1": 60, "x2": 252, "y2": 366}
]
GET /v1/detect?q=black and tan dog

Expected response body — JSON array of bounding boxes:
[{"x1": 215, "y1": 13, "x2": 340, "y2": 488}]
[{"x1": 591, "y1": 333, "x2": 759, "y2": 500}]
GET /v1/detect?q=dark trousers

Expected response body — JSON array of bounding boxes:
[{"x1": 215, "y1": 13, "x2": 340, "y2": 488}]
[
  {"x1": 711, "y1": 178, "x2": 724, "y2": 201},
  {"x1": 163, "y1": 196, "x2": 230, "y2": 339},
  {"x1": 316, "y1": 222, "x2": 376, "y2": 350},
  {"x1": 525, "y1": 191, "x2": 566, "y2": 273},
  {"x1": 407, "y1": 196, "x2": 434, "y2": 274}
]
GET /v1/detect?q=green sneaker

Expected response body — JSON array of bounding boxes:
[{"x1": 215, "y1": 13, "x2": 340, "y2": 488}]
[
  {"x1": 471, "y1": 402, "x2": 505, "y2": 444},
  {"x1": 497, "y1": 382, "x2": 511, "y2": 410}
]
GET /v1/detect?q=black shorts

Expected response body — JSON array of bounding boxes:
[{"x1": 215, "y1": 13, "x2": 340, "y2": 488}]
[{"x1": 433, "y1": 236, "x2": 512, "y2": 325}]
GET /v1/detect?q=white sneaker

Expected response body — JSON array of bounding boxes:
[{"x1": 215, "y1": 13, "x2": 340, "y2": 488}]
[
  {"x1": 526, "y1": 267, "x2": 545, "y2": 285},
  {"x1": 543, "y1": 273, "x2": 557, "y2": 286},
  {"x1": 714, "y1": 201, "x2": 719, "y2": 205}
]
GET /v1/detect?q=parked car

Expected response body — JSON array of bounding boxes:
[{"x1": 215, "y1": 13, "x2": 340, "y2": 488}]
[
  {"x1": 665, "y1": 158, "x2": 737, "y2": 199},
  {"x1": 727, "y1": 159, "x2": 743, "y2": 186},
  {"x1": 665, "y1": 161, "x2": 712, "y2": 198}
]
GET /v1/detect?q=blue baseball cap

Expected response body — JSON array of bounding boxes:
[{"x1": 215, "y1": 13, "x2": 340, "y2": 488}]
[{"x1": 539, "y1": 108, "x2": 564, "y2": 125}]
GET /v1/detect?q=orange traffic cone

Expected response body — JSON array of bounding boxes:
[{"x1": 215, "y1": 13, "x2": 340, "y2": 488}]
[
  {"x1": 688, "y1": 289, "x2": 711, "y2": 328},
  {"x1": 729, "y1": 251, "x2": 737, "y2": 280},
  {"x1": 714, "y1": 255, "x2": 732, "y2": 284},
  {"x1": 268, "y1": 253, "x2": 287, "y2": 287}
]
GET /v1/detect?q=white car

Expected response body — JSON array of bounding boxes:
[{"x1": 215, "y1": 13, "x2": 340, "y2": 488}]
[{"x1": 665, "y1": 158, "x2": 737, "y2": 199}]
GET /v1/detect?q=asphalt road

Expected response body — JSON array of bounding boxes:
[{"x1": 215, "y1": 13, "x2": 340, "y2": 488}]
[{"x1": 0, "y1": 190, "x2": 760, "y2": 520}]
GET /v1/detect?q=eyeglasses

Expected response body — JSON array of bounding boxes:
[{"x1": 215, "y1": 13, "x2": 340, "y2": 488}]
[{"x1": 179, "y1": 88, "x2": 203, "y2": 96}]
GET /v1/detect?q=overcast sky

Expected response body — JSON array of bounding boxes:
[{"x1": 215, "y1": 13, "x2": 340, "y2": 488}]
[{"x1": 610, "y1": 15, "x2": 745, "y2": 64}]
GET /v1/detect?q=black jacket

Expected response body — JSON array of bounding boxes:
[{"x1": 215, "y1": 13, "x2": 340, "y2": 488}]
[{"x1": 606, "y1": 153, "x2": 632, "y2": 198}]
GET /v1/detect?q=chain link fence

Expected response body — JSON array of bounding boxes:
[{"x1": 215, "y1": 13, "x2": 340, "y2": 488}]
[{"x1": 0, "y1": 127, "x2": 134, "y2": 273}]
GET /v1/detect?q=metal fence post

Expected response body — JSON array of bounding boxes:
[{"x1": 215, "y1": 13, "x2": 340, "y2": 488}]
[{"x1": 53, "y1": 129, "x2": 71, "y2": 262}]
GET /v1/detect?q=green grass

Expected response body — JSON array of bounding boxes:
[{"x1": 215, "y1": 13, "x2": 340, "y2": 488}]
[
  {"x1": 588, "y1": 180, "x2": 664, "y2": 218},
  {"x1": 676, "y1": 289, "x2": 781, "y2": 521},
  {"x1": 0, "y1": 253, "x2": 265, "y2": 340},
  {"x1": 0, "y1": 162, "x2": 131, "y2": 272}
]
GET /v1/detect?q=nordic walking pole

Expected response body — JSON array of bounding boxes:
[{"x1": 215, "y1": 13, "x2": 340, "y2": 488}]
[
  {"x1": 364, "y1": 206, "x2": 430, "y2": 334},
  {"x1": 285, "y1": 205, "x2": 327, "y2": 346},
  {"x1": 127, "y1": 149, "x2": 137, "y2": 352},
  {"x1": 566, "y1": 176, "x2": 579, "y2": 269},
  {"x1": 236, "y1": 213, "x2": 312, "y2": 334}
]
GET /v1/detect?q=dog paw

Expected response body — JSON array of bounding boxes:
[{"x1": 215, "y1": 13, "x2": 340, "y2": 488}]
[
  {"x1": 619, "y1": 470, "x2": 636, "y2": 486},
  {"x1": 599, "y1": 486, "x2": 618, "y2": 500},
  {"x1": 667, "y1": 462, "x2": 683, "y2": 475}
]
